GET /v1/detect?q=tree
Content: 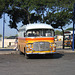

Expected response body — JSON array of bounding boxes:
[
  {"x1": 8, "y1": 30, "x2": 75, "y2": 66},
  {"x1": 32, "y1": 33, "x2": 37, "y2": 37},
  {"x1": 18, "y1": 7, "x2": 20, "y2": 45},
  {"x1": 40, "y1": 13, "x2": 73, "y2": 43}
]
[
  {"x1": 0, "y1": 0, "x2": 74, "y2": 30},
  {"x1": 66, "y1": 28, "x2": 73, "y2": 30},
  {"x1": 0, "y1": 34, "x2": 2, "y2": 37},
  {"x1": 15, "y1": 34, "x2": 18, "y2": 37},
  {"x1": 0, "y1": 0, "x2": 42, "y2": 30},
  {"x1": 0, "y1": 0, "x2": 75, "y2": 49},
  {"x1": 1, "y1": 0, "x2": 75, "y2": 49},
  {"x1": 55, "y1": 30, "x2": 63, "y2": 35}
]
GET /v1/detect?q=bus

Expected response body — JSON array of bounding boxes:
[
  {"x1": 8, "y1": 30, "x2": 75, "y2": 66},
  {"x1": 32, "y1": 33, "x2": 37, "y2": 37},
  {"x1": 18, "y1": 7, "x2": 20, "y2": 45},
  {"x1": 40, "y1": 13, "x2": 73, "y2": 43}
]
[
  {"x1": 18, "y1": 23, "x2": 56, "y2": 57},
  {"x1": 64, "y1": 30, "x2": 75, "y2": 48}
]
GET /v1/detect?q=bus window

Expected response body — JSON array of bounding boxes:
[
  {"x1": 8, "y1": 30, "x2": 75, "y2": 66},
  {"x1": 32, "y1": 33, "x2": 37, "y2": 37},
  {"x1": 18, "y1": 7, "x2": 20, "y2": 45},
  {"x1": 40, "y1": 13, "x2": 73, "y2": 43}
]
[
  {"x1": 43, "y1": 29, "x2": 54, "y2": 37},
  {"x1": 26, "y1": 29, "x2": 54, "y2": 37}
]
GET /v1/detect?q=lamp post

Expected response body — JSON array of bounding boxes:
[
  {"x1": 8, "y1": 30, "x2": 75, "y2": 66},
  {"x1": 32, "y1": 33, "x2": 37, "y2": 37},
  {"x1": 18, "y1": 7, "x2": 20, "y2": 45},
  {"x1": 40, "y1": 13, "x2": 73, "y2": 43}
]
[
  {"x1": 2, "y1": 12, "x2": 5, "y2": 48},
  {"x1": 73, "y1": 3, "x2": 75, "y2": 51}
]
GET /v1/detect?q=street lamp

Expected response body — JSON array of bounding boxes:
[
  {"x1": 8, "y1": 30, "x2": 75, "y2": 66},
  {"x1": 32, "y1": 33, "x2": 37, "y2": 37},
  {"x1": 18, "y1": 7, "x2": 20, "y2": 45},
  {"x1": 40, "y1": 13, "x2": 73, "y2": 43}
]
[
  {"x1": 73, "y1": 3, "x2": 75, "y2": 51},
  {"x1": 2, "y1": 12, "x2": 5, "y2": 48}
]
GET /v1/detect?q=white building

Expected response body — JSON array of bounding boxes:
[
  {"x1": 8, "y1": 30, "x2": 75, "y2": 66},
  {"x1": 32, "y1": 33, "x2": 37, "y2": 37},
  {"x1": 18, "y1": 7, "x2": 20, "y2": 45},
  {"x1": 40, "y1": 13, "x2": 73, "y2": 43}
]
[{"x1": 0, "y1": 38, "x2": 16, "y2": 47}]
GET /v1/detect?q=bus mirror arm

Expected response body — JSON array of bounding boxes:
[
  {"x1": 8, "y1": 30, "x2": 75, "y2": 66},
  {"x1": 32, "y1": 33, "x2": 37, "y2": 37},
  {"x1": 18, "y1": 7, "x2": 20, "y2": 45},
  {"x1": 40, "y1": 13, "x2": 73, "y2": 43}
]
[
  {"x1": 54, "y1": 31, "x2": 55, "y2": 36},
  {"x1": 24, "y1": 33, "x2": 26, "y2": 37}
]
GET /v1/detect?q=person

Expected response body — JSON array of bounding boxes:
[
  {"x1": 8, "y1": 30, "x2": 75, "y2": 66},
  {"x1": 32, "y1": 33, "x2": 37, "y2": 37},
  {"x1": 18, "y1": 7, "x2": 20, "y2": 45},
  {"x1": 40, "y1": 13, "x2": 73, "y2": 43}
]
[{"x1": 15, "y1": 37, "x2": 18, "y2": 51}]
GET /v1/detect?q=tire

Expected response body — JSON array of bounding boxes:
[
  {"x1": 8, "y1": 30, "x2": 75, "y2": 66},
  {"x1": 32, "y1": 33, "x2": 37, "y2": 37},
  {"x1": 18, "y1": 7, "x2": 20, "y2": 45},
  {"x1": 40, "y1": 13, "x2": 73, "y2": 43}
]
[
  {"x1": 24, "y1": 47, "x2": 26, "y2": 56},
  {"x1": 25, "y1": 54, "x2": 33, "y2": 59},
  {"x1": 50, "y1": 54, "x2": 54, "y2": 58},
  {"x1": 19, "y1": 51, "x2": 23, "y2": 55},
  {"x1": 18, "y1": 45, "x2": 22, "y2": 55}
]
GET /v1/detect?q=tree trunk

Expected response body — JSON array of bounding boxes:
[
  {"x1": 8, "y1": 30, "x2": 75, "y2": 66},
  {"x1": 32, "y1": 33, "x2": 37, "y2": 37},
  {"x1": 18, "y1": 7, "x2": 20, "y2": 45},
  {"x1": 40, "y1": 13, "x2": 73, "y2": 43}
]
[
  {"x1": 24, "y1": 8, "x2": 31, "y2": 24},
  {"x1": 28, "y1": 14, "x2": 30, "y2": 24},
  {"x1": 61, "y1": 28, "x2": 64, "y2": 49}
]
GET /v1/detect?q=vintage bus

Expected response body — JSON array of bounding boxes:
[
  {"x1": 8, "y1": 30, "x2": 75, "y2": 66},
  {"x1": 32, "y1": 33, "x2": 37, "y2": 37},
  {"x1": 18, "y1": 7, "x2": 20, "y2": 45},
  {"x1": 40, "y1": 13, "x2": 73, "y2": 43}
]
[
  {"x1": 18, "y1": 23, "x2": 56, "y2": 57},
  {"x1": 64, "y1": 30, "x2": 75, "y2": 48}
]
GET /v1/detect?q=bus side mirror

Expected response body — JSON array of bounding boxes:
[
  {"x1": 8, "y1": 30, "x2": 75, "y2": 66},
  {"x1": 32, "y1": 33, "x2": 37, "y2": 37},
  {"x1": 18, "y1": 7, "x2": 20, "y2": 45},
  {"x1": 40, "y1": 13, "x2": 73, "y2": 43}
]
[
  {"x1": 54, "y1": 31, "x2": 55, "y2": 36},
  {"x1": 24, "y1": 33, "x2": 26, "y2": 37}
]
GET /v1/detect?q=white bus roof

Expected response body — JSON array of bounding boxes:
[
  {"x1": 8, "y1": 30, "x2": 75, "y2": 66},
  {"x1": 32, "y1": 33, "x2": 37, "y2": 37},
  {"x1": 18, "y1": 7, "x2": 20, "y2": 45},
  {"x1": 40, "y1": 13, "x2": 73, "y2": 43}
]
[
  {"x1": 64, "y1": 30, "x2": 75, "y2": 34},
  {"x1": 26, "y1": 23, "x2": 54, "y2": 31},
  {"x1": 19, "y1": 25, "x2": 26, "y2": 30}
]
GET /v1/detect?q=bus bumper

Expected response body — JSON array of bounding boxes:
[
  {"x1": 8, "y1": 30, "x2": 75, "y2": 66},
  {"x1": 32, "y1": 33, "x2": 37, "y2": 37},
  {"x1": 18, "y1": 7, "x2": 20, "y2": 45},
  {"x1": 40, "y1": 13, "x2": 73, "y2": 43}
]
[{"x1": 26, "y1": 51, "x2": 56, "y2": 55}]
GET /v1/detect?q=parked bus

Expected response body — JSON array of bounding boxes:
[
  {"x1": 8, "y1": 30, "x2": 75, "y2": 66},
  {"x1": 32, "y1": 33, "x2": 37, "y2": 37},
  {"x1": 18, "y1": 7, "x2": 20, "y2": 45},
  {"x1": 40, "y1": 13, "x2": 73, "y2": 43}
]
[
  {"x1": 18, "y1": 23, "x2": 56, "y2": 57},
  {"x1": 64, "y1": 30, "x2": 75, "y2": 48}
]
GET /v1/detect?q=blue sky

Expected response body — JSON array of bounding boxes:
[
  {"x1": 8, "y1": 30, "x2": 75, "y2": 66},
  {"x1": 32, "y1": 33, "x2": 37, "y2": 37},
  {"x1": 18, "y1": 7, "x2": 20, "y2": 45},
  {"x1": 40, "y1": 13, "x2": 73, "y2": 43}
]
[
  {"x1": 0, "y1": 14, "x2": 22, "y2": 36},
  {"x1": 0, "y1": 14, "x2": 73, "y2": 37}
]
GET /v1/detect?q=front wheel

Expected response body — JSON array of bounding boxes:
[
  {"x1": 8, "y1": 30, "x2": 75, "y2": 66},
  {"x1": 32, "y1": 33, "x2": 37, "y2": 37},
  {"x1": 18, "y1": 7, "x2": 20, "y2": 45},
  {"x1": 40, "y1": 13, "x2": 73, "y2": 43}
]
[
  {"x1": 19, "y1": 51, "x2": 23, "y2": 55},
  {"x1": 25, "y1": 55, "x2": 33, "y2": 59}
]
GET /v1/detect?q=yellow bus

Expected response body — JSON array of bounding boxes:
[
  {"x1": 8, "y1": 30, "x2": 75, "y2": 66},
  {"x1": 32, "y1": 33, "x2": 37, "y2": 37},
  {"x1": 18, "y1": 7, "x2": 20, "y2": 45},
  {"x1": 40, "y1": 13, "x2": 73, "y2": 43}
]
[
  {"x1": 18, "y1": 23, "x2": 56, "y2": 57},
  {"x1": 64, "y1": 30, "x2": 75, "y2": 48}
]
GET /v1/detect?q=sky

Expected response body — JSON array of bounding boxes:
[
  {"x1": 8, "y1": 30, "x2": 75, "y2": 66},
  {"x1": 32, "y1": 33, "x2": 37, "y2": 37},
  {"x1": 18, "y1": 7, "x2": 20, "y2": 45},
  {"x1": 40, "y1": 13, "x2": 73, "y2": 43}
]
[
  {"x1": 0, "y1": 14, "x2": 73, "y2": 37},
  {"x1": 0, "y1": 14, "x2": 22, "y2": 37}
]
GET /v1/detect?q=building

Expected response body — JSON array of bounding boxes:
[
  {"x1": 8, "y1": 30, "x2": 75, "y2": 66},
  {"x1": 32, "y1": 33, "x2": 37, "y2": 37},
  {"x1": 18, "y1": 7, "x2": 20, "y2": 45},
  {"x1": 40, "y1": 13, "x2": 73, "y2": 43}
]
[{"x1": 0, "y1": 37, "x2": 16, "y2": 47}]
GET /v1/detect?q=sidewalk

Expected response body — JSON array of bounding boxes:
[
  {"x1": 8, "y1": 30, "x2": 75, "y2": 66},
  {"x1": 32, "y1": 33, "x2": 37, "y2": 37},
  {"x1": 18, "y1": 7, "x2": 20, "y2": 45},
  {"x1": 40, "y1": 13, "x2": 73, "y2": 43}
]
[
  {"x1": 0, "y1": 48, "x2": 17, "y2": 54},
  {"x1": 0, "y1": 45, "x2": 17, "y2": 54},
  {"x1": 56, "y1": 48, "x2": 75, "y2": 53}
]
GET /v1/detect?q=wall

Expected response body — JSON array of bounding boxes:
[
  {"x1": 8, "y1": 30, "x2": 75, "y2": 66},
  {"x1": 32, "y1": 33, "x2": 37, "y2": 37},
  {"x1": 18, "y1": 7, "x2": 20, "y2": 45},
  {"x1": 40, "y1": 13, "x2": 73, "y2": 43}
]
[{"x1": 0, "y1": 39, "x2": 16, "y2": 47}]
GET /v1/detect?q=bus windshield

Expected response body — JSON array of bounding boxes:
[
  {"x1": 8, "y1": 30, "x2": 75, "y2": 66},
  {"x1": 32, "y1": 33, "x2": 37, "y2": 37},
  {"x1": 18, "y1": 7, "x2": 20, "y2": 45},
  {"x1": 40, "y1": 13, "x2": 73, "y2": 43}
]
[
  {"x1": 64, "y1": 35, "x2": 71, "y2": 40},
  {"x1": 26, "y1": 29, "x2": 54, "y2": 37}
]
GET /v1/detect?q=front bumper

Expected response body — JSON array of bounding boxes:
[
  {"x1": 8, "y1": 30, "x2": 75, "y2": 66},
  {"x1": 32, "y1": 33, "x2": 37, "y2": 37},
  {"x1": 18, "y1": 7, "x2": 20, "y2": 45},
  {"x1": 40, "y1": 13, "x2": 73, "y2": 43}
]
[{"x1": 26, "y1": 51, "x2": 56, "y2": 55}]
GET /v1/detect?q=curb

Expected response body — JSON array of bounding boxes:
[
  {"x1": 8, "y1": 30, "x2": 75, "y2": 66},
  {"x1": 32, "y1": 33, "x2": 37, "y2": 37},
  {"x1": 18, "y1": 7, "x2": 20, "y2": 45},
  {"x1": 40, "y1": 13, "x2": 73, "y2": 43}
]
[
  {"x1": 57, "y1": 50, "x2": 75, "y2": 53},
  {"x1": 0, "y1": 51, "x2": 19, "y2": 55}
]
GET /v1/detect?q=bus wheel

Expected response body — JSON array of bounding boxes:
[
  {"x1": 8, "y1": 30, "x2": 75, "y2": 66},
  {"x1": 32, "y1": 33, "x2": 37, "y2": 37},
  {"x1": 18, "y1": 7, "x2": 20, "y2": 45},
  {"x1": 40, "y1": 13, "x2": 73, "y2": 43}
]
[
  {"x1": 18, "y1": 45, "x2": 23, "y2": 55},
  {"x1": 24, "y1": 47, "x2": 26, "y2": 56},
  {"x1": 19, "y1": 51, "x2": 23, "y2": 55},
  {"x1": 50, "y1": 54, "x2": 54, "y2": 58},
  {"x1": 26, "y1": 55, "x2": 32, "y2": 59},
  {"x1": 18, "y1": 45, "x2": 20, "y2": 51}
]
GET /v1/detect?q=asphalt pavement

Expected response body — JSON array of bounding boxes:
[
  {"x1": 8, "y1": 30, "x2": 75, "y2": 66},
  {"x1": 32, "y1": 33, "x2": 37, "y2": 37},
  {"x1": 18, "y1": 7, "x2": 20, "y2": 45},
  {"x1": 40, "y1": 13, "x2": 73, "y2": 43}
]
[{"x1": 0, "y1": 52, "x2": 75, "y2": 75}]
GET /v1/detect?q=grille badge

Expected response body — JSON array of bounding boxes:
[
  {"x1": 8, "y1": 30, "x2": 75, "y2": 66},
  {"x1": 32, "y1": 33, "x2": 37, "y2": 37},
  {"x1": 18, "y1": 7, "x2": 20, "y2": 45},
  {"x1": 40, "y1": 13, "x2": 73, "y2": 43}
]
[{"x1": 40, "y1": 42, "x2": 44, "y2": 44}]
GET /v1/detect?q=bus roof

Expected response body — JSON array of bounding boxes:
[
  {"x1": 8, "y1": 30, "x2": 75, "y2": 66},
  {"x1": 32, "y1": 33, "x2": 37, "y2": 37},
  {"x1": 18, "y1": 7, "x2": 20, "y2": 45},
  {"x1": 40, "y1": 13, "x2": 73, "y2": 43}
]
[
  {"x1": 64, "y1": 30, "x2": 75, "y2": 34},
  {"x1": 26, "y1": 23, "x2": 54, "y2": 31}
]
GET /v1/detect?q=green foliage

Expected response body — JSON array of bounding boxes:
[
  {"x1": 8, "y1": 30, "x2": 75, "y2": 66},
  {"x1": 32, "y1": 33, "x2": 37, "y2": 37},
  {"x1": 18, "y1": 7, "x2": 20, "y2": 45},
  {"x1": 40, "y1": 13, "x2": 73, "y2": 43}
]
[
  {"x1": 55, "y1": 30, "x2": 63, "y2": 35},
  {"x1": 7, "y1": 36, "x2": 17, "y2": 39},
  {"x1": 4, "y1": 36, "x2": 8, "y2": 38},
  {"x1": 0, "y1": 0, "x2": 75, "y2": 30},
  {"x1": 15, "y1": 34, "x2": 18, "y2": 37},
  {"x1": 66, "y1": 27, "x2": 73, "y2": 30},
  {"x1": 0, "y1": 34, "x2": 2, "y2": 37}
]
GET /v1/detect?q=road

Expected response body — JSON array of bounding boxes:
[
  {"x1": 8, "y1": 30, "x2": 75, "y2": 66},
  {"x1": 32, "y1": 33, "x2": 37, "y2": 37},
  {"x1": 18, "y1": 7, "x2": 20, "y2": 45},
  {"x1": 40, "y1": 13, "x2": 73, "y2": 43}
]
[{"x1": 0, "y1": 53, "x2": 75, "y2": 75}]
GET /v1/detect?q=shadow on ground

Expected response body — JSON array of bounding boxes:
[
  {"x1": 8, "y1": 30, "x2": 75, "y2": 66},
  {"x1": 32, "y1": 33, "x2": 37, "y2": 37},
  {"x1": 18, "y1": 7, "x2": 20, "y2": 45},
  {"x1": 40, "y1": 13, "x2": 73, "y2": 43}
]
[{"x1": 26, "y1": 53, "x2": 64, "y2": 59}]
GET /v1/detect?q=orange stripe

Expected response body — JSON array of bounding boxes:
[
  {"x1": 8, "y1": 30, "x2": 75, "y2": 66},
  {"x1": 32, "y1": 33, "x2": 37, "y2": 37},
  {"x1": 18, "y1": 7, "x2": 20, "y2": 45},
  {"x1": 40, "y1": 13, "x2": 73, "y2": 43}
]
[
  {"x1": 18, "y1": 37, "x2": 25, "y2": 40},
  {"x1": 25, "y1": 37, "x2": 54, "y2": 41}
]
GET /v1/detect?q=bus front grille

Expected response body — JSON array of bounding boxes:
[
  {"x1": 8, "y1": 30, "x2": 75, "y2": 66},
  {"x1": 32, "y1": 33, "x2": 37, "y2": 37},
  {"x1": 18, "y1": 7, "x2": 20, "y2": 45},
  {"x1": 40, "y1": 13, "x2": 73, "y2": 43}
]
[{"x1": 33, "y1": 42, "x2": 50, "y2": 51}]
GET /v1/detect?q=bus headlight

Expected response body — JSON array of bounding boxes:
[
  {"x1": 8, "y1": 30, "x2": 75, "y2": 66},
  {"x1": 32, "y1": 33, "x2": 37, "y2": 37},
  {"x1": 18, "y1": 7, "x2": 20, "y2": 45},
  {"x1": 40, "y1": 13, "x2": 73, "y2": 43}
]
[
  {"x1": 51, "y1": 44, "x2": 53, "y2": 47},
  {"x1": 26, "y1": 43, "x2": 33, "y2": 51},
  {"x1": 30, "y1": 44, "x2": 32, "y2": 48},
  {"x1": 27, "y1": 48, "x2": 29, "y2": 51},
  {"x1": 26, "y1": 44, "x2": 28, "y2": 47},
  {"x1": 29, "y1": 44, "x2": 33, "y2": 50},
  {"x1": 50, "y1": 43, "x2": 53, "y2": 50},
  {"x1": 53, "y1": 43, "x2": 56, "y2": 50}
]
